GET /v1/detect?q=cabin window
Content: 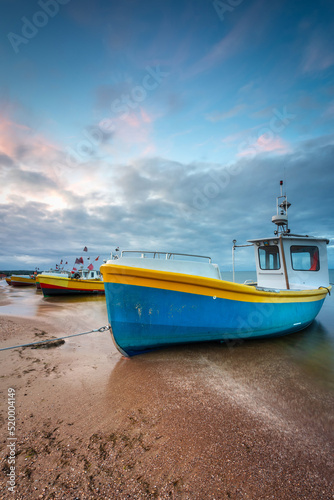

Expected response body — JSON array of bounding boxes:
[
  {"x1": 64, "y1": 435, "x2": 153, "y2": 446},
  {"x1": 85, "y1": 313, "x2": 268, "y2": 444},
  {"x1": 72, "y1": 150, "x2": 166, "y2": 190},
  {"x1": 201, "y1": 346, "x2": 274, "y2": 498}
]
[
  {"x1": 258, "y1": 246, "x2": 280, "y2": 270},
  {"x1": 290, "y1": 246, "x2": 320, "y2": 271}
]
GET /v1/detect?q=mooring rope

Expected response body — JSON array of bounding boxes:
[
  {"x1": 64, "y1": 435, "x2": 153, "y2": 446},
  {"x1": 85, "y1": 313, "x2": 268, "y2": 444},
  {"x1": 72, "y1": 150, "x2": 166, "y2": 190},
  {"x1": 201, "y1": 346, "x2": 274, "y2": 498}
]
[{"x1": 0, "y1": 325, "x2": 110, "y2": 352}]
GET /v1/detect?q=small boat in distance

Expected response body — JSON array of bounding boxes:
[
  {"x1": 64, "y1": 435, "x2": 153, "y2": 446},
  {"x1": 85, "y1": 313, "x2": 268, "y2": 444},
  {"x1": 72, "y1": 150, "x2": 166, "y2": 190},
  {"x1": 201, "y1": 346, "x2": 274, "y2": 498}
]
[
  {"x1": 100, "y1": 182, "x2": 331, "y2": 357},
  {"x1": 10, "y1": 275, "x2": 36, "y2": 287},
  {"x1": 38, "y1": 268, "x2": 104, "y2": 296},
  {"x1": 35, "y1": 269, "x2": 70, "y2": 289}
]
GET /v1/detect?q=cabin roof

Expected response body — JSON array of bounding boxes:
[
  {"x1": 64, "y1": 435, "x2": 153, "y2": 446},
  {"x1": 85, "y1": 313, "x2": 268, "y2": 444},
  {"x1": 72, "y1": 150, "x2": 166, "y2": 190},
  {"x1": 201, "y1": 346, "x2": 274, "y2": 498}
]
[{"x1": 248, "y1": 235, "x2": 329, "y2": 244}]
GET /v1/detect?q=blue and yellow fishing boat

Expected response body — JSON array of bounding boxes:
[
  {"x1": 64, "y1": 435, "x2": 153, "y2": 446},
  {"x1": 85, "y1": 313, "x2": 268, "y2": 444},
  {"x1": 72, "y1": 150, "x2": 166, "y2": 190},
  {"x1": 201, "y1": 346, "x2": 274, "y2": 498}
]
[{"x1": 100, "y1": 183, "x2": 331, "y2": 356}]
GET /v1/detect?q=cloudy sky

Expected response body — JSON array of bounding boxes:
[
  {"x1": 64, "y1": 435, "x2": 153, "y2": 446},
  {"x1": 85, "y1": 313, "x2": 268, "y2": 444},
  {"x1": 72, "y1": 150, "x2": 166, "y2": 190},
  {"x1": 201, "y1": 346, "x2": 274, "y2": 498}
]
[{"x1": 1, "y1": 0, "x2": 334, "y2": 271}]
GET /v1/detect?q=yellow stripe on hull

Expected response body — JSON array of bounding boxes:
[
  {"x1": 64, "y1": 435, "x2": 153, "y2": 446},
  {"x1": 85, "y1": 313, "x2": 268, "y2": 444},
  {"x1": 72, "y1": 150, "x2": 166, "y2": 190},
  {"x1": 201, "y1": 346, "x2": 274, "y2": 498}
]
[{"x1": 100, "y1": 264, "x2": 330, "y2": 304}]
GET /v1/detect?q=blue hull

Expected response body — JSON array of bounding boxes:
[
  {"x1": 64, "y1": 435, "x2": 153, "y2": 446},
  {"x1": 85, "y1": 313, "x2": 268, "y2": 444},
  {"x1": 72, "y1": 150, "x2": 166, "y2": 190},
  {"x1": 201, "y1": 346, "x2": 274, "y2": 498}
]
[{"x1": 104, "y1": 283, "x2": 325, "y2": 356}]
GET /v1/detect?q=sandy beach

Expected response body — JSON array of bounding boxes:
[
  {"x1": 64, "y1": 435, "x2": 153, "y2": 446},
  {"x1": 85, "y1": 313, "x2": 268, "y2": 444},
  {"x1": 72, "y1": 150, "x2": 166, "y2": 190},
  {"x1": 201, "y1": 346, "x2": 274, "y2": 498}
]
[{"x1": 0, "y1": 284, "x2": 334, "y2": 499}]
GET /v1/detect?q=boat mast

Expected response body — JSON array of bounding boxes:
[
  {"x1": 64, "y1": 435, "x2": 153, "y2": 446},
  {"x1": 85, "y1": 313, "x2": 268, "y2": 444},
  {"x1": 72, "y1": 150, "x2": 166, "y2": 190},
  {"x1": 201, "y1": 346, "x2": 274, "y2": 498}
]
[
  {"x1": 272, "y1": 181, "x2": 291, "y2": 289},
  {"x1": 272, "y1": 180, "x2": 291, "y2": 235}
]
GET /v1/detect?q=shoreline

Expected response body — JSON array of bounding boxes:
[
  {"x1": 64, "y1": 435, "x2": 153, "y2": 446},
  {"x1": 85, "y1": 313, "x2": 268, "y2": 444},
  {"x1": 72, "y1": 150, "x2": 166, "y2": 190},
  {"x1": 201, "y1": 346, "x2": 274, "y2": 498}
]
[{"x1": 0, "y1": 286, "x2": 334, "y2": 498}]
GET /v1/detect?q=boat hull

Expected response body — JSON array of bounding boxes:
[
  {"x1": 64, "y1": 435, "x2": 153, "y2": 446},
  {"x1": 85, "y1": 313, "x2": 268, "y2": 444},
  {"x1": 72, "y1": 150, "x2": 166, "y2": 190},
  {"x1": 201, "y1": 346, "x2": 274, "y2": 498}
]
[
  {"x1": 101, "y1": 264, "x2": 330, "y2": 356},
  {"x1": 38, "y1": 275, "x2": 104, "y2": 296},
  {"x1": 10, "y1": 275, "x2": 36, "y2": 286}
]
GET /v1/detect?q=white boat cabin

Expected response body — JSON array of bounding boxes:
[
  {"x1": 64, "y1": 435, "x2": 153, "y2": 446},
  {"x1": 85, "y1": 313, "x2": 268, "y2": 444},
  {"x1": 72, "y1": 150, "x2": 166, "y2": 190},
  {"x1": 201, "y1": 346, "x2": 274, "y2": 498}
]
[
  {"x1": 71, "y1": 269, "x2": 102, "y2": 280},
  {"x1": 248, "y1": 181, "x2": 330, "y2": 291},
  {"x1": 248, "y1": 235, "x2": 330, "y2": 290}
]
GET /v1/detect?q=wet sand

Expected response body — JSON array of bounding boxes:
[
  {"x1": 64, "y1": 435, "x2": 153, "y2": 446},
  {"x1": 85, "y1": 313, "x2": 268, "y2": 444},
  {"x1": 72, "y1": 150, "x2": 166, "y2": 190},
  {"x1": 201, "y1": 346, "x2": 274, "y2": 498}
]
[{"x1": 0, "y1": 284, "x2": 334, "y2": 499}]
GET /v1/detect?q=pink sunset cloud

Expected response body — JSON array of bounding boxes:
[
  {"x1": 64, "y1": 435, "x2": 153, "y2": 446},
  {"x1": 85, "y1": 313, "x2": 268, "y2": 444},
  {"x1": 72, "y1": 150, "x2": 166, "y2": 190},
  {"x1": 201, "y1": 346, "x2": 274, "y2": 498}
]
[
  {"x1": 0, "y1": 116, "x2": 59, "y2": 166},
  {"x1": 238, "y1": 134, "x2": 290, "y2": 158},
  {"x1": 0, "y1": 118, "x2": 31, "y2": 158}
]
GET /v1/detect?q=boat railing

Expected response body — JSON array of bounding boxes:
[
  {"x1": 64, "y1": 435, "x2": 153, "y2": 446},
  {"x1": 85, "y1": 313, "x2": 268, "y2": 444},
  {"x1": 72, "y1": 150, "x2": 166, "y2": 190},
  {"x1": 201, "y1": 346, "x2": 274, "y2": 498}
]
[{"x1": 120, "y1": 250, "x2": 212, "y2": 263}]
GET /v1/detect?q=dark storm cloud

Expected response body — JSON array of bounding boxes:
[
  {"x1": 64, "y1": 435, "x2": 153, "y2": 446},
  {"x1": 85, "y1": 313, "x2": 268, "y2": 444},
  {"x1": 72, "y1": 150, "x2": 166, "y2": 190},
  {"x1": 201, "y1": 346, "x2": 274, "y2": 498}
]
[
  {"x1": 6, "y1": 166, "x2": 58, "y2": 192},
  {"x1": 0, "y1": 153, "x2": 14, "y2": 167},
  {"x1": 14, "y1": 144, "x2": 33, "y2": 161},
  {"x1": 1, "y1": 134, "x2": 333, "y2": 270}
]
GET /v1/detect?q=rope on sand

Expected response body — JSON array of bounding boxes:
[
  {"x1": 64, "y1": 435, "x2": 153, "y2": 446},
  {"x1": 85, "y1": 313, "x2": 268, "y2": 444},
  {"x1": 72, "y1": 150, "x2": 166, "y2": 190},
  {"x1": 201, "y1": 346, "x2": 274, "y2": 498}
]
[{"x1": 0, "y1": 325, "x2": 110, "y2": 352}]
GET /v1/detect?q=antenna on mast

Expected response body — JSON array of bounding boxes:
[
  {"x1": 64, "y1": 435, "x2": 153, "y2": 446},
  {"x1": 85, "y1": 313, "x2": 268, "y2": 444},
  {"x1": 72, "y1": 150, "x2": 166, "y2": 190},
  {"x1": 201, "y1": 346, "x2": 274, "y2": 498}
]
[{"x1": 272, "y1": 180, "x2": 291, "y2": 235}]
